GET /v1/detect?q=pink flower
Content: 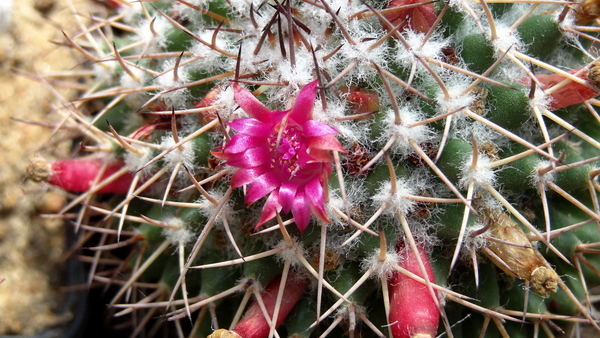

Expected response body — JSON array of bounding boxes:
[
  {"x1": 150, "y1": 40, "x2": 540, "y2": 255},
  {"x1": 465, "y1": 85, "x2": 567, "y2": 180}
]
[{"x1": 215, "y1": 80, "x2": 345, "y2": 233}]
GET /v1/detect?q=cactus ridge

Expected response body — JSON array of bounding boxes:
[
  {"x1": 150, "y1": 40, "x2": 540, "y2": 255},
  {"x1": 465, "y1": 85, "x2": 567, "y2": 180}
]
[{"x1": 26, "y1": 0, "x2": 600, "y2": 337}]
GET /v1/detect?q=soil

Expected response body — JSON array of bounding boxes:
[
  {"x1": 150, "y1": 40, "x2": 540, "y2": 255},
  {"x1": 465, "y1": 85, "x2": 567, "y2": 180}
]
[{"x1": 0, "y1": 0, "x2": 90, "y2": 335}]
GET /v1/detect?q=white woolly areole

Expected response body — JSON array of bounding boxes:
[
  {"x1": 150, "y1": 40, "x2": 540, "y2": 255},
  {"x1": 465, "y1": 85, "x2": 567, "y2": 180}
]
[
  {"x1": 380, "y1": 107, "x2": 433, "y2": 156},
  {"x1": 171, "y1": 0, "x2": 209, "y2": 23},
  {"x1": 312, "y1": 98, "x2": 369, "y2": 145},
  {"x1": 120, "y1": 66, "x2": 148, "y2": 89},
  {"x1": 361, "y1": 249, "x2": 400, "y2": 280},
  {"x1": 137, "y1": 17, "x2": 171, "y2": 52},
  {"x1": 161, "y1": 135, "x2": 197, "y2": 169},
  {"x1": 461, "y1": 222, "x2": 488, "y2": 255},
  {"x1": 211, "y1": 85, "x2": 241, "y2": 122},
  {"x1": 447, "y1": 0, "x2": 484, "y2": 18},
  {"x1": 119, "y1": 2, "x2": 146, "y2": 25},
  {"x1": 124, "y1": 145, "x2": 155, "y2": 173},
  {"x1": 93, "y1": 61, "x2": 119, "y2": 84},
  {"x1": 275, "y1": 238, "x2": 304, "y2": 266},
  {"x1": 191, "y1": 30, "x2": 232, "y2": 70},
  {"x1": 272, "y1": 51, "x2": 316, "y2": 88},
  {"x1": 372, "y1": 179, "x2": 417, "y2": 216},
  {"x1": 436, "y1": 82, "x2": 477, "y2": 115},
  {"x1": 459, "y1": 154, "x2": 496, "y2": 189},
  {"x1": 157, "y1": 59, "x2": 191, "y2": 89},
  {"x1": 533, "y1": 160, "x2": 556, "y2": 187},
  {"x1": 155, "y1": 60, "x2": 191, "y2": 109},
  {"x1": 197, "y1": 188, "x2": 235, "y2": 224},
  {"x1": 396, "y1": 31, "x2": 449, "y2": 73},
  {"x1": 162, "y1": 218, "x2": 195, "y2": 246},
  {"x1": 326, "y1": 180, "x2": 368, "y2": 229},
  {"x1": 492, "y1": 23, "x2": 521, "y2": 57},
  {"x1": 529, "y1": 87, "x2": 553, "y2": 112},
  {"x1": 335, "y1": 24, "x2": 389, "y2": 81}
]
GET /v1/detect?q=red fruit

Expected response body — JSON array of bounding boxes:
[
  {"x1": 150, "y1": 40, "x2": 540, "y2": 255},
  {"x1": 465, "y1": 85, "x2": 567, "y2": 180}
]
[
  {"x1": 389, "y1": 242, "x2": 439, "y2": 338},
  {"x1": 232, "y1": 271, "x2": 309, "y2": 338},
  {"x1": 384, "y1": 0, "x2": 437, "y2": 34},
  {"x1": 46, "y1": 159, "x2": 134, "y2": 194}
]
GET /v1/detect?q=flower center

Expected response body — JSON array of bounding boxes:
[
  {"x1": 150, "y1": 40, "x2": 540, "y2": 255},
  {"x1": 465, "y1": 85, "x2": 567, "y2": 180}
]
[{"x1": 268, "y1": 124, "x2": 306, "y2": 180}]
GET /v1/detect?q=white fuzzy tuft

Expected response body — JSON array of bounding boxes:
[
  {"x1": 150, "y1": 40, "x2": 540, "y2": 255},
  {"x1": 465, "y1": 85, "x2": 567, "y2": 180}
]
[
  {"x1": 380, "y1": 107, "x2": 434, "y2": 156},
  {"x1": 197, "y1": 188, "x2": 235, "y2": 224},
  {"x1": 436, "y1": 81, "x2": 477, "y2": 115},
  {"x1": 274, "y1": 53, "x2": 316, "y2": 88},
  {"x1": 124, "y1": 145, "x2": 155, "y2": 173},
  {"x1": 361, "y1": 249, "x2": 400, "y2": 280},
  {"x1": 275, "y1": 238, "x2": 305, "y2": 266},
  {"x1": 396, "y1": 31, "x2": 450, "y2": 74},
  {"x1": 120, "y1": 66, "x2": 148, "y2": 89},
  {"x1": 529, "y1": 87, "x2": 553, "y2": 112},
  {"x1": 191, "y1": 30, "x2": 234, "y2": 71},
  {"x1": 155, "y1": 60, "x2": 191, "y2": 109},
  {"x1": 171, "y1": 0, "x2": 210, "y2": 23},
  {"x1": 533, "y1": 160, "x2": 556, "y2": 187},
  {"x1": 216, "y1": 85, "x2": 248, "y2": 122},
  {"x1": 326, "y1": 179, "x2": 368, "y2": 229},
  {"x1": 138, "y1": 17, "x2": 171, "y2": 52},
  {"x1": 461, "y1": 222, "x2": 489, "y2": 255},
  {"x1": 372, "y1": 179, "x2": 417, "y2": 216},
  {"x1": 161, "y1": 135, "x2": 197, "y2": 169},
  {"x1": 492, "y1": 23, "x2": 521, "y2": 57},
  {"x1": 93, "y1": 61, "x2": 120, "y2": 85},
  {"x1": 162, "y1": 218, "x2": 195, "y2": 246},
  {"x1": 459, "y1": 154, "x2": 496, "y2": 189}
]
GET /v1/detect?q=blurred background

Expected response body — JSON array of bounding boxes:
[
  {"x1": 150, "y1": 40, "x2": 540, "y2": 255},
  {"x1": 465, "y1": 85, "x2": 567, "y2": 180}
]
[{"x1": 0, "y1": 0, "x2": 91, "y2": 336}]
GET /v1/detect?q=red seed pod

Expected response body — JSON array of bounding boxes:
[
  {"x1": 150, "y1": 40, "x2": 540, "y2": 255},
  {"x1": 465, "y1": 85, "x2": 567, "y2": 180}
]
[
  {"x1": 32, "y1": 158, "x2": 135, "y2": 194},
  {"x1": 389, "y1": 241, "x2": 439, "y2": 338},
  {"x1": 228, "y1": 271, "x2": 309, "y2": 338}
]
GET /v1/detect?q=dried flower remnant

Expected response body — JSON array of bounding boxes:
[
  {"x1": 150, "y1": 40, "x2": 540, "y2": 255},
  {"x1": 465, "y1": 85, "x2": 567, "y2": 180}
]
[
  {"x1": 479, "y1": 209, "x2": 559, "y2": 297},
  {"x1": 215, "y1": 81, "x2": 345, "y2": 233},
  {"x1": 339, "y1": 86, "x2": 380, "y2": 114},
  {"x1": 521, "y1": 62, "x2": 600, "y2": 111},
  {"x1": 574, "y1": 0, "x2": 600, "y2": 25},
  {"x1": 344, "y1": 142, "x2": 374, "y2": 176}
]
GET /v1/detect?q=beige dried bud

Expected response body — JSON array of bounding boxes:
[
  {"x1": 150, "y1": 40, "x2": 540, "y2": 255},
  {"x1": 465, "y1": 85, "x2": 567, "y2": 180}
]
[{"x1": 480, "y1": 209, "x2": 559, "y2": 297}]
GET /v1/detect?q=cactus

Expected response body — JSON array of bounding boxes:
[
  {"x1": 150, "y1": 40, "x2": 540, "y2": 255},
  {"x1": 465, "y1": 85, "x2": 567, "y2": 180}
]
[{"x1": 27, "y1": 0, "x2": 600, "y2": 337}]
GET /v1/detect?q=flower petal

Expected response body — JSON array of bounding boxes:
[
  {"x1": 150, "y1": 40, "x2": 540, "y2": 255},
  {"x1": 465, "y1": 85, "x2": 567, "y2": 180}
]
[
  {"x1": 233, "y1": 83, "x2": 272, "y2": 123},
  {"x1": 225, "y1": 134, "x2": 265, "y2": 154},
  {"x1": 230, "y1": 166, "x2": 269, "y2": 187},
  {"x1": 289, "y1": 80, "x2": 318, "y2": 124},
  {"x1": 226, "y1": 147, "x2": 271, "y2": 168},
  {"x1": 305, "y1": 176, "x2": 324, "y2": 209},
  {"x1": 305, "y1": 149, "x2": 331, "y2": 163},
  {"x1": 302, "y1": 120, "x2": 339, "y2": 137},
  {"x1": 305, "y1": 177, "x2": 330, "y2": 223},
  {"x1": 292, "y1": 190, "x2": 311, "y2": 233},
  {"x1": 246, "y1": 171, "x2": 280, "y2": 203},
  {"x1": 256, "y1": 192, "x2": 282, "y2": 229},
  {"x1": 278, "y1": 181, "x2": 298, "y2": 213},
  {"x1": 308, "y1": 134, "x2": 346, "y2": 153},
  {"x1": 228, "y1": 118, "x2": 272, "y2": 136}
]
